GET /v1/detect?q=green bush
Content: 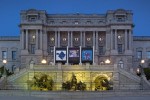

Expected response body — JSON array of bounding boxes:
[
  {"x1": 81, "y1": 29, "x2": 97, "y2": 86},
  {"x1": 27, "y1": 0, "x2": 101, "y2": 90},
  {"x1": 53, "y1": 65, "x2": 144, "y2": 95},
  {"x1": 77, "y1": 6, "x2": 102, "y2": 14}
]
[
  {"x1": 62, "y1": 73, "x2": 86, "y2": 91},
  {"x1": 144, "y1": 68, "x2": 150, "y2": 80},
  {"x1": 29, "y1": 73, "x2": 54, "y2": 91},
  {"x1": 0, "y1": 66, "x2": 14, "y2": 78}
]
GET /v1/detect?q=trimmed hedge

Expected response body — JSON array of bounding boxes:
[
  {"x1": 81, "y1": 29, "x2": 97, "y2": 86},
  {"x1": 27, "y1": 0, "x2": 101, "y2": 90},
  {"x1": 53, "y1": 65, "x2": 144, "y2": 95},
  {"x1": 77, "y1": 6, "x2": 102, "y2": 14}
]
[{"x1": 144, "y1": 68, "x2": 150, "y2": 80}]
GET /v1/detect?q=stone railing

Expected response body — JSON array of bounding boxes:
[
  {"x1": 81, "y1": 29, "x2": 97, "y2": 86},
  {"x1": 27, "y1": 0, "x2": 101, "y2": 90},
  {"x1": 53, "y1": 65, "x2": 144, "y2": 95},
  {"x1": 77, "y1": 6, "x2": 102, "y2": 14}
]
[
  {"x1": 32, "y1": 64, "x2": 114, "y2": 71},
  {"x1": 118, "y1": 68, "x2": 140, "y2": 82},
  {"x1": 7, "y1": 68, "x2": 28, "y2": 82}
]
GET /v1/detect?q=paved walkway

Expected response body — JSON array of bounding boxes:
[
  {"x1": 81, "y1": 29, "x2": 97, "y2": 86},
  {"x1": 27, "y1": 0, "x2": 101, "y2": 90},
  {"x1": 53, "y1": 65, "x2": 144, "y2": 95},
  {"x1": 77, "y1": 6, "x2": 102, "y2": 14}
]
[
  {"x1": 0, "y1": 95, "x2": 150, "y2": 100},
  {"x1": 0, "y1": 90, "x2": 150, "y2": 100}
]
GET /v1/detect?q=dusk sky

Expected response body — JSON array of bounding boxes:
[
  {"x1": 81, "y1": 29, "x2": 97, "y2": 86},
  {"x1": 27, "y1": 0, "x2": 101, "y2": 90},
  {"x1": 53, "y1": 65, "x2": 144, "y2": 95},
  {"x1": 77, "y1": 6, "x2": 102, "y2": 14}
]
[{"x1": 0, "y1": 0, "x2": 150, "y2": 36}]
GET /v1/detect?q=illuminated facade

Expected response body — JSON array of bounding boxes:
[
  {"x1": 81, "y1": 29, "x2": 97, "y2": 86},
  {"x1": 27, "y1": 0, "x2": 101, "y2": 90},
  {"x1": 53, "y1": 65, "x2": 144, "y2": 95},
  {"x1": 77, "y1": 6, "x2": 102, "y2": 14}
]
[{"x1": 0, "y1": 9, "x2": 150, "y2": 90}]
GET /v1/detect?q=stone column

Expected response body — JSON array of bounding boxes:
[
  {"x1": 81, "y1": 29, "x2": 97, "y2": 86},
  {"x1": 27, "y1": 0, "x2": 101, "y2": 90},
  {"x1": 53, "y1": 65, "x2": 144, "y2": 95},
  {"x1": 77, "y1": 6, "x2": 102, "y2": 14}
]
[
  {"x1": 110, "y1": 30, "x2": 113, "y2": 50},
  {"x1": 68, "y1": 31, "x2": 70, "y2": 47},
  {"x1": 79, "y1": 46, "x2": 82, "y2": 65},
  {"x1": 58, "y1": 31, "x2": 60, "y2": 47},
  {"x1": 36, "y1": 29, "x2": 39, "y2": 49},
  {"x1": 71, "y1": 31, "x2": 73, "y2": 47},
  {"x1": 115, "y1": 30, "x2": 117, "y2": 50},
  {"x1": 93, "y1": 31, "x2": 95, "y2": 50},
  {"x1": 40, "y1": 30, "x2": 42, "y2": 49},
  {"x1": 106, "y1": 32, "x2": 109, "y2": 49},
  {"x1": 26, "y1": 29, "x2": 28, "y2": 49},
  {"x1": 96, "y1": 31, "x2": 98, "y2": 50},
  {"x1": 80, "y1": 31, "x2": 82, "y2": 46},
  {"x1": 21, "y1": 29, "x2": 24, "y2": 49},
  {"x1": 55, "y1": 31, "x2": 57, "y2": 47},
  {"x1": 125, "y1": 30, "x2": 127, "y2": 50},
  {"x1": 83, "y1": 31, "x2": 85, "y2": 47},
  {"x1": 129, "y1": 30, "x2": 132, "y2": 50}
]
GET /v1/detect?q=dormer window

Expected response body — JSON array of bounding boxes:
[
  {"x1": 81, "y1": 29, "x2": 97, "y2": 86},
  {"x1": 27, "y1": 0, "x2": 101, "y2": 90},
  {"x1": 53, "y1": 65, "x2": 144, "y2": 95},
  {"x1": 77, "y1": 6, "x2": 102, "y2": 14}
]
[
  {"x1": 28, "y1": 15, "x2": 38, "y2": 21},
  {"x1": 74, "y1": 21, "x2": 79, "y2": 25},
  {"x1": 116, "y1": 15, "x2": 126, "y2": 22},
  {"x1": 86, "y1": 21, "x2": 91, "y2": 24},
  {"x1": 49, "y1": 21, "x2": 54, "y2": 24}
]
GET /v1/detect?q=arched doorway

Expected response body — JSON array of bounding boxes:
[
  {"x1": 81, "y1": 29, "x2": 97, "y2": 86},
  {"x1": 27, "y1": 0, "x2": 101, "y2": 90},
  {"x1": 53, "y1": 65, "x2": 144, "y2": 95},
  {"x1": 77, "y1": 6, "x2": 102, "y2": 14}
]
[{"x1": 94, "y1": 76, "x2": 110, "y2": 91}]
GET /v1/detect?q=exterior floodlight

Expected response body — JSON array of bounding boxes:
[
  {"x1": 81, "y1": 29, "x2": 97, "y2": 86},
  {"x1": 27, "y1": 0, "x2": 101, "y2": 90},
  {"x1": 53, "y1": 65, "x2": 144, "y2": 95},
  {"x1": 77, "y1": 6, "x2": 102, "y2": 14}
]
[
  {"x1": 41, "y1": 59, "x2": 47, "y2": 64},
  {"x1": 105, "y1": 59, "x2": 110, "y2": 64}
]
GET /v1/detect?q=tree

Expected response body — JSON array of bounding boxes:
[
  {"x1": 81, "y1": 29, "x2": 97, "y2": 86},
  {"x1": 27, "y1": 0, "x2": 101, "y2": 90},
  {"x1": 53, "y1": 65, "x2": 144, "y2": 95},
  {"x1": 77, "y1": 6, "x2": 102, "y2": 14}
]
[{"x1": 30, "y1": 73, "x2": 54, "y2": 91}]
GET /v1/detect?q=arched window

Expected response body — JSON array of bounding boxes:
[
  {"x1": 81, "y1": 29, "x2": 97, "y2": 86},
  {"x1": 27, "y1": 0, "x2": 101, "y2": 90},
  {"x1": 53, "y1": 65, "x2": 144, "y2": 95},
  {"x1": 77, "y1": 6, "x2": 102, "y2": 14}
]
[{"x1": 118, "y1": 60, "x2": 124, "y2": 68}]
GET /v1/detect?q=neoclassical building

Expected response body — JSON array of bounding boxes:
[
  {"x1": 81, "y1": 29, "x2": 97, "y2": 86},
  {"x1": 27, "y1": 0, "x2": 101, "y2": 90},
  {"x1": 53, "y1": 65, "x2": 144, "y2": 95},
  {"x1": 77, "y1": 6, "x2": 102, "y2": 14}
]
[{"x1": 0, "y1": 9, "x2": 150, "y2": 90}]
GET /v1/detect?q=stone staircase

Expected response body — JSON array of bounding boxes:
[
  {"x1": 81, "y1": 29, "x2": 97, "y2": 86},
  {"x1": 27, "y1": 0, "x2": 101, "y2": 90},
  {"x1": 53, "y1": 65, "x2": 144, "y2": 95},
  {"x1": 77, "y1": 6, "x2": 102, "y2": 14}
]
[
  {"x1": 118, "y1": 68, "x2": 150, "y2": 90},
  {"x1": 7, "y1": 68, "x2": 28, "y2": 82},
  {"x1": 3, "y1": 64, "x2": 150, "y2": 90},
  {"x1": 6, "y1": 68, "x2": 29, "y2": 90}
]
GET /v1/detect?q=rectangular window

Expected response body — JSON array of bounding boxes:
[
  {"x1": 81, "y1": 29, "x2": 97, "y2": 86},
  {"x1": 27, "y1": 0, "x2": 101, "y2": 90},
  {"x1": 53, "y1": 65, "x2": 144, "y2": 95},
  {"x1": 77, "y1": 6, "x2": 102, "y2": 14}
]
[
  {"x1": 31, "y1": 44, "x2": 35, "y2": 54},
  {"x1": 12, "y1": 51, "x2": 17, "y2": 60},
  {"x1": 2, "y1": 51, "x2": 7, "y2": 59},
  {"x1": 99, "y1": 46, "x2": 104, "y2": 55},
  {"x1": 147, "y1": 51, "x2": 150, "y2": 59},
  {"x1": 118, "y1": 44, "x2": 123, "y2": 54},
  {"x1": 137, "y1": 51, "x2": 142, "y2": 59},
  {"x1": 48, "y1": 46, "x2": 54, "y2": 54}
]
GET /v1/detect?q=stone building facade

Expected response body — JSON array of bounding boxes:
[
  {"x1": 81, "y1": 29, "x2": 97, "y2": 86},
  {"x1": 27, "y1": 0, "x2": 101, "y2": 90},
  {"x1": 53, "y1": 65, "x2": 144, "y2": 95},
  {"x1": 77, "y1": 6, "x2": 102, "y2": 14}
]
[{"x1": 0, "y1": 9, "x2": 149, "y2": 73}]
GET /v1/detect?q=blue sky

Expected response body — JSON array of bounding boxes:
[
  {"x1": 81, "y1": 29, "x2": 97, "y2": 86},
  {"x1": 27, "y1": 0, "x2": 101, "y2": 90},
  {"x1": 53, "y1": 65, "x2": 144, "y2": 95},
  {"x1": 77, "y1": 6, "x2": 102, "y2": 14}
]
[{"x1": 0, "y1": 0, "x2": 150, "y2": 36}]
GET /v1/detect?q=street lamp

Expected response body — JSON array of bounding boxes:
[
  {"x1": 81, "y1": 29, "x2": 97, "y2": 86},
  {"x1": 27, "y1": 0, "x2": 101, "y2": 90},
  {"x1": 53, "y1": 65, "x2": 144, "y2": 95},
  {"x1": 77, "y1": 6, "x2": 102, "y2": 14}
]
[
  {"x1": 141, "y1": 59, "x2": 145, "y2": 64},
  {"x1": 2, "y1": 59, "x2": 7, "y2": 77},
  {"x1": 136, "y1": 59, "x2": 145, "y2": 90}
]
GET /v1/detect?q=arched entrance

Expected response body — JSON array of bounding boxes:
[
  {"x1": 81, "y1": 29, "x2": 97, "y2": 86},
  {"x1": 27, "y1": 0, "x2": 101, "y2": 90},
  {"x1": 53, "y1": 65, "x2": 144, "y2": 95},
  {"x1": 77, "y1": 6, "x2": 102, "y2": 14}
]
[{"x1": 94, "y1": 76, "x2": 110, "y2": 91}]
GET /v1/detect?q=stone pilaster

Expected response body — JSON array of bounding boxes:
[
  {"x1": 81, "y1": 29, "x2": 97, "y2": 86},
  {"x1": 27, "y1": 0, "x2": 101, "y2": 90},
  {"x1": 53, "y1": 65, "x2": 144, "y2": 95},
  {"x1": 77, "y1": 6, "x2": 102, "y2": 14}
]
[
  {"x1": 40, "y1": 30, "x2": 42, "y2": 49},
  {"x1": 71, "y1": 31, "x2": 73, "y2": 47},
  {"x1": 55, "y1": 31, "x2": 57, "y2": 47},
  {"x1": 26, "y1": 29, "x2": 28, "y2": 49},
  {"x1": 80, "y1": 31, "x2": 82, "y2": 46},
  {"x1": 36, "y1": 29, "x2": 39, "y2": 49},
  {"x1": 68, "y1": 31, "x2": 70, "y2": 47},
  {"x1": 58, "y1": 31, "x2": 60, "y2": 47},
  {"x1": 96, "y1": 31, "x2": 98, "y2": 50}
]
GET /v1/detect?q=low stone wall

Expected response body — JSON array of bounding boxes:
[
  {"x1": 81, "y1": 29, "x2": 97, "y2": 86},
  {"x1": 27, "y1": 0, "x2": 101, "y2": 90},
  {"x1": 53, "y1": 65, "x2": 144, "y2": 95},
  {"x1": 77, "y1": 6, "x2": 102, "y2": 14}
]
[{"x1": 0, "y1": 77, "x2": 6, "y2": 89}]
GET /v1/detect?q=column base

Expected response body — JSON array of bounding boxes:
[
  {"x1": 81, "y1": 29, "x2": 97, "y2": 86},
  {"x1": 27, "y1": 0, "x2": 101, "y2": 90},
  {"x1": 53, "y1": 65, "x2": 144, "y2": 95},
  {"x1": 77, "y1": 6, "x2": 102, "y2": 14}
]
[
  {"x1": 125, "y1": 50, "x2": 132, "y2": 55},
  {"x1": 21, "y1": 50, "x2": 29, "y2": 55},
  {"x1": 35, "y1": 50, "x2": 42, "y2": 55},
  {"x1": 111, "y1": 50, "x2": 118, "y2": 55}
]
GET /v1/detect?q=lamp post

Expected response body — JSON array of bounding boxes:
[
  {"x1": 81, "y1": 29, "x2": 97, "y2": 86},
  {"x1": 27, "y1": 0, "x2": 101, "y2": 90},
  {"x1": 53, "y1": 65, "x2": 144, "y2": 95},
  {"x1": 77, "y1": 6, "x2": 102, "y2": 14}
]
[
  {"x1": 137, "y1": 59, "x2": 145, "y2": 90},
  {"x1": 2, "y1": 59, "x2": 7, "y2": 77}
]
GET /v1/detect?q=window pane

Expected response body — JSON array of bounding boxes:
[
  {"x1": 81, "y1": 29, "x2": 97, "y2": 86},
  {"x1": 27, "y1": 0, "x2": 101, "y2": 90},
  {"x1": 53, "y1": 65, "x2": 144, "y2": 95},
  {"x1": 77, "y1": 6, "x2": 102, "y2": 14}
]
[
  {"x1": 12, "y1": 51, "x2": 16, "y2": 60},
  {"x1": 118, "y1": 44, "x2": 123, "y2": 53},
  {"x1": 137, "y1": 51, "x2": 142, "y2": 59},
  {"x1": 2, "y1": 51, "x2": 7, "y2": 59},
  {"x1": 48, "y1": 46, "x2": 54, "y2": 54},
  {"x1": 147, "y1": 51, "x2": 150, "y2": 58},
  {"x1": 31, "y1": 44, "x2": 35, "y2": 54},
  {"x1": 99, "y1": 46, "x2": 104, "y2": 55}
]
